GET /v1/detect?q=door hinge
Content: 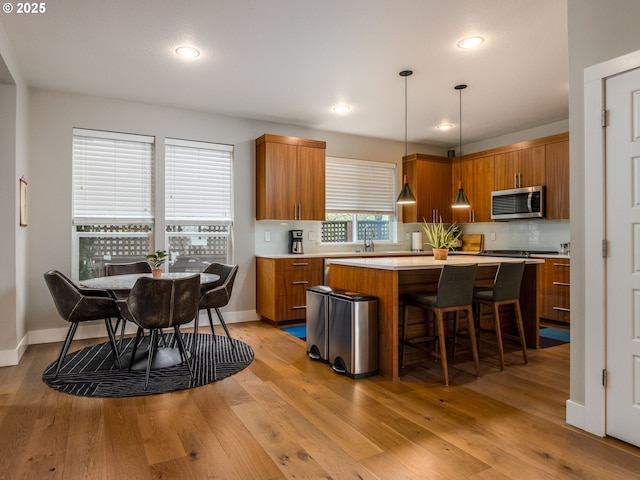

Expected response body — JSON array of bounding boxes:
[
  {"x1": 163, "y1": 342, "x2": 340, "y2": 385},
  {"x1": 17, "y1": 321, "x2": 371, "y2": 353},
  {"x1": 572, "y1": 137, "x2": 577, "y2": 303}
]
[
  {"x1": 602, "y1": 369, "x2": 608, "y2": 387},
  {"x1": 602, "y1": 239, "x2": 608, "y2": 258},
  {"x1": 601, "y1": 109, "x2": 608, "y2": 127}
]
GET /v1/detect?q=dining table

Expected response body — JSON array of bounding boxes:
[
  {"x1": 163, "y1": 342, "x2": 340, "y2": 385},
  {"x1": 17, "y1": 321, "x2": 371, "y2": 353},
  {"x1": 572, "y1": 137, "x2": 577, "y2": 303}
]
[{"x1": 80, "y1": 271, "x2": 220, "y2": 371}]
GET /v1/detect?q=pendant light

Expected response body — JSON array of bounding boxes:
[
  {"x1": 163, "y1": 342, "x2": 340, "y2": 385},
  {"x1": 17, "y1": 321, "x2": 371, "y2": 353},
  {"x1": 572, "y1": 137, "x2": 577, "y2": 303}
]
[
  {"x1": 396, "y1": 70, "x2": 417, "y2": 204},
  {"x1": 452, "y1": 84, "x2": 471, "y2": 208}
]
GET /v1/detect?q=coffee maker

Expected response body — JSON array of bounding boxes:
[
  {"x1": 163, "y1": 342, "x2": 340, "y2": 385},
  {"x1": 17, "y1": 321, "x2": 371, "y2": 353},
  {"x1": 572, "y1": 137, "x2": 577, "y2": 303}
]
[{"x1": 289, "y1": 230, "x2": 304, "y2": 254}]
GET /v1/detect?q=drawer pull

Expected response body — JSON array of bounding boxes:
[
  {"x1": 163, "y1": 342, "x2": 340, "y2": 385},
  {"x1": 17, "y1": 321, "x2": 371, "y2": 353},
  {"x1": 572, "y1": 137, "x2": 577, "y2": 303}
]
[
  {"x1": 553, "y1": 306, "x2": 571, "y2": 312},
  {"x1": 291, "y1": 306, "x2": 306, "y2": 310},
  {"x1": 553, "y1": 282, "x2": 571, "y2": 287},
  {"x1": 291, "y1": 281, "x2": 309, "y2": 285},
  {"x1": 291, "y1": 262, "x2": 309, "y2": 266},
  {"x1": 553, "y1": 263, "x2": 571, "y2": 267}
]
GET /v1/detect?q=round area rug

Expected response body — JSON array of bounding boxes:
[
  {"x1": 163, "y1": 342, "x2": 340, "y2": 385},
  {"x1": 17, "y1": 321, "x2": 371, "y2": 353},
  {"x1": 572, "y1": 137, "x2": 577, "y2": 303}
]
[{"x1": 42, "y1": 332, "x2": 254, "y2": 398}]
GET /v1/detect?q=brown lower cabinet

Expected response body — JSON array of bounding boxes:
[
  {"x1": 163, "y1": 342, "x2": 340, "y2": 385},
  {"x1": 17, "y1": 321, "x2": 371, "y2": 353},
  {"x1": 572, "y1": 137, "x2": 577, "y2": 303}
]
[
  {"x1": 256, "y1": 257, "x2": 324, "y2": 326},
  {"x1": 537, "y1": 257, "x2": 570, "y2": 324}
]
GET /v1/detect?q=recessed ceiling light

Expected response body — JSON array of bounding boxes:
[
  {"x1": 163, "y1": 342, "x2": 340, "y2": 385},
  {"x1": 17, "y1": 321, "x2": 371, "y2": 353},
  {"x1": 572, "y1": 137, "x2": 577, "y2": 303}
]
[
  {"x1": 175, "y1": 46, "x2": 200, "y2": 58},
  {"x1": 437, "y1": 124, "x2": 453, "y2": 130},
  {"x1": 457, "y1": 36, "x2": 484, "y2": 49},
  {"x1": 332, "y1": 104, "x2": 351, "y2": 114}
]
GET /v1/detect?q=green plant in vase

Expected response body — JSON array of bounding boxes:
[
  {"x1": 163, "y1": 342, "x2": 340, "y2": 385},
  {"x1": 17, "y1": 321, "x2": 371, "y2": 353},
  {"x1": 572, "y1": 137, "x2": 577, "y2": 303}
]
[
  {"x1": 147, "y1": 249, "x2": 167, "y2": 277},
  {"x1": 421, "y1": 217, "x2": 461, "y2": 260}
]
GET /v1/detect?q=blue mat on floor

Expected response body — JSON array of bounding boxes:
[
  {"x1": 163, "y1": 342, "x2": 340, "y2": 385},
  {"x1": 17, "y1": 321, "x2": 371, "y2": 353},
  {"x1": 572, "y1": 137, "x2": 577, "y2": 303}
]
[
  {"x1": 282, "y1": 325, "x2": 306, "y2": 340},
  {"x1": 539, "y1": 327, "x2": 569, "y2": 347}
]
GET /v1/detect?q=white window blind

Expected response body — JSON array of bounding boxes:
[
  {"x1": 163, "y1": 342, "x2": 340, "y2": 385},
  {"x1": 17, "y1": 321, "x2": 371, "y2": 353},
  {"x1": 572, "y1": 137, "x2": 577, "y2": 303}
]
[
  {"x1": 73, "y1": 129, "x2": 154, "y2": 224},
  {"x1": 165, "y1": 138, "x2": 233, "y2": 224},
  {"x1": 325, "y1": 157, "x2": 397, "y2": 214}
]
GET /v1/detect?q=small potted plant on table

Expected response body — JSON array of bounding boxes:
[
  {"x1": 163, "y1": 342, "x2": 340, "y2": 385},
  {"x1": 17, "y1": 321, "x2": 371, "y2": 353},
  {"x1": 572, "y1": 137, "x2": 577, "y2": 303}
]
[
  {"x1": 147, "y1": 249, "x2": 168, "y2": 278},
  {"x1": 421, "y1": 218, "x2": 461, "y2": 260}
]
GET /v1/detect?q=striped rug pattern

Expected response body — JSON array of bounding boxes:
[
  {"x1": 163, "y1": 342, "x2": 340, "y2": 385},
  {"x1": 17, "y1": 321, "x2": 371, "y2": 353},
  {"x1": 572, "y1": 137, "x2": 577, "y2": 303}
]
[{"x1": 42, "y1": 332, "x2": 254, "y2": 398}]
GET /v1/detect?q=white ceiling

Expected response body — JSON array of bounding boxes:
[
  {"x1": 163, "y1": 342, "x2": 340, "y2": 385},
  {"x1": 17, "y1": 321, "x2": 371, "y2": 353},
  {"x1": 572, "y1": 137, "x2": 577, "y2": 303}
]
[{"x1": 0, "y1": 0, "x2": 568, "y2": 147}]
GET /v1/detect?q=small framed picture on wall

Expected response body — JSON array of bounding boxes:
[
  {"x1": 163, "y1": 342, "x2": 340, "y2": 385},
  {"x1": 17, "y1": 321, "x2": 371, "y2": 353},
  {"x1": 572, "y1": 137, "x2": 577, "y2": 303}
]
[{"x1": 19, "y1": 177, "x2": 27, "y2": 227}]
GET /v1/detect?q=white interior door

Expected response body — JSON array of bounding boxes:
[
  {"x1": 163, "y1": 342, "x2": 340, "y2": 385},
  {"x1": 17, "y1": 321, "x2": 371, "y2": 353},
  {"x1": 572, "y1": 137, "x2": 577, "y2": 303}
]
[{"x1": 605, "y1": 66, "x2": 640, "y2": 446}]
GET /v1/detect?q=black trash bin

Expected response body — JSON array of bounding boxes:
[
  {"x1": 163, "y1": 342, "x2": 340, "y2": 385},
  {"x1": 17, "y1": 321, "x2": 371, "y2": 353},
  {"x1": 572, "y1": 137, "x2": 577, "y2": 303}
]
[{"x1": 328, "y1": 291, "x2": 378, "y2": 378}]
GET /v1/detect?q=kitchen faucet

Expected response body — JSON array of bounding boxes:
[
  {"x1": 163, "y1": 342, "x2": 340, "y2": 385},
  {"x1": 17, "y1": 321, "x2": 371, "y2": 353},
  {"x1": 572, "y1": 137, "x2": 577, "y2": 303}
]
[{"x1": 363, "y1": 227, "x2": 374, "y2": 252}]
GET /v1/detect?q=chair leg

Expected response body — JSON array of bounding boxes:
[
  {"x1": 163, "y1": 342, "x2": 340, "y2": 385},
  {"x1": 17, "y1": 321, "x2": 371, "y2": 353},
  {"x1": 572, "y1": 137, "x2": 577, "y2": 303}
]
[
  {"x1": 492, "y1": 303, "x2": 506, "y2": 371},
  {"x1": 53, "y1": 322, "x2": 78, "y2": 378},
  {"x1": 191, "y1": 315, "x2": 200, "y2": 357},
  {"x1": 465, "y1": 306, "x2": 481, "y2": 378},
  {"x1": 214, "y1": 308, "x2": 236, "y2": 350},
  {"x1": 513, "y1": 301, "x2": 528, "y2": 365},
  {"x1": 103, "y1": 318, "x2": 122, "y2": 369},
  {"x1": 144, "y1": 329, "x2": 159, "y2": 389},
  {"x1": 434, "y1": 310, "x2": 449, "y2": 386},
  {"x1": 401, "y1": 303, "x2": 409, "y2": 368},
  {"x1": 173, "y1": 326, "x2": 194, "y2": 380},
  {"x1": 128, "y1": 327, "x2": 144, "y2": 372}
]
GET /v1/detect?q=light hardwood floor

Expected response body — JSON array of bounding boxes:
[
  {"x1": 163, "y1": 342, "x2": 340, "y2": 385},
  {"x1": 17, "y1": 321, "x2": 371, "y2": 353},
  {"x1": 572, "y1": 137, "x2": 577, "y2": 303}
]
[{"x1": 1, "y1": 321, "x2": 639, "y2": 479}]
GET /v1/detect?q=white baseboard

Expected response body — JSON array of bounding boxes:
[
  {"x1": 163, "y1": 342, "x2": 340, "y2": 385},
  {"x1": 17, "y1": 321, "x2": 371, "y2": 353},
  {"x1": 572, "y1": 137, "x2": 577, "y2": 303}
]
[
  {"x1": 566, "y1": 399, "x2": 585, "y2": 431},
  {"x1": 0, "y1": 310, "x2": 260, "y2": 367},
  {"x1": 0, "y1": 333, "x2": 29, "y2": 367}
]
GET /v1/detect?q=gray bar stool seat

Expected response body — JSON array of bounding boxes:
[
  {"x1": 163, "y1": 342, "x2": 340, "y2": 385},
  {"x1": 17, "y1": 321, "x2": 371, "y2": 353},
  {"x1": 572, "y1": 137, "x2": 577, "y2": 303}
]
[
  {"x1": 401, "y1": 264, "x2": 480, "y2": 386},
  {"x1": 472, "y1": 261, "x2": 528, "y2": 370}
]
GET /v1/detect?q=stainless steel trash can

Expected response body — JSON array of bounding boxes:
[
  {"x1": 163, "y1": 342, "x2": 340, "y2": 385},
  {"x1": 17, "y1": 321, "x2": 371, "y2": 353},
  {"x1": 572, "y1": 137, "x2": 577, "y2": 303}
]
[
  {"x1": 306, "y1": 285, "x2": 334, "y2": 362},
  {"x1": 328, "y1": 291, "x2": 378, "y2": 378}
]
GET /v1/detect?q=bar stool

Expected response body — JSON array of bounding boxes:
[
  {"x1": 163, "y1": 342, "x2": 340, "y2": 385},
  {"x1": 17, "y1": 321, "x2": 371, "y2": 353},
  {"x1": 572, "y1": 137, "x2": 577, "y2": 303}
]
[
  {"x1": 472, "y1": 261, "x2": 527, "y2": 371},
  {"x1": 401, "y1": 264, "x2": 480, "y2": 386}
]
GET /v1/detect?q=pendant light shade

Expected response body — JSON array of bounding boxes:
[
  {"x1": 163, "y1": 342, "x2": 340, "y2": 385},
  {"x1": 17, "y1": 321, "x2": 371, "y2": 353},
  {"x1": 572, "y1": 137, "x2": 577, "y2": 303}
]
[
  {"x1": 397, "y1": 174, "x2": 416, "y2": 204},
  {"x1": 452, "y1": 84, "x2": 471, "y2": 209},
  {"x1": 397, "y1": 70, "x2": 417, "y2": 205}
]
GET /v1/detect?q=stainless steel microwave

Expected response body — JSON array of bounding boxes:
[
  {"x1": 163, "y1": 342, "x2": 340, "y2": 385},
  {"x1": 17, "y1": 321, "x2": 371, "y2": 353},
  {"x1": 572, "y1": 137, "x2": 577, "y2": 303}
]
[{"x1": 491, "y1": 185, "x2": 545, "y2": 220}]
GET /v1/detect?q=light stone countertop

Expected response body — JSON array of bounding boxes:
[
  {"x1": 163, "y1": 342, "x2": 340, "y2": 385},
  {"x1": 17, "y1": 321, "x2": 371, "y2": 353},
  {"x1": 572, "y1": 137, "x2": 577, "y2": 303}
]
[{"x1": 327, "y1": 255, "x2": 543, "y2": 271}]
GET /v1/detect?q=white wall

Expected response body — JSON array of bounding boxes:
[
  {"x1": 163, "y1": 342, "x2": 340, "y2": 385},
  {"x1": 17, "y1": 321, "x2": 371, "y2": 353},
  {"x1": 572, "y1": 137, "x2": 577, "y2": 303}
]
[
  {"x1": 0, "y1": 27, "x2": 29, "y2": 365},
  {"x1": 567, "y1": 0, "x2": 640, "y2": 409}
]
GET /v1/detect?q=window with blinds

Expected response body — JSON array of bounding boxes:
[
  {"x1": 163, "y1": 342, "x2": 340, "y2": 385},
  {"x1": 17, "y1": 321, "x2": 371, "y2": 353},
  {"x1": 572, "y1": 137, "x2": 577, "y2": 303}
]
[
  {"x1": 322, "y1": 157, "x2": 397, "y2": 243},
  {"x1": 164, "y1": 138, "x2": 234, "y2": 273},
  {"x1": 73, "y1": 129, "x2": 154, "y2": 224},
  {"x1": 72, "y1": 129, "x2": 154, "y2": 280},
  {"x1": 165, "y1": 138, "x2": 233, "y2": 223}
]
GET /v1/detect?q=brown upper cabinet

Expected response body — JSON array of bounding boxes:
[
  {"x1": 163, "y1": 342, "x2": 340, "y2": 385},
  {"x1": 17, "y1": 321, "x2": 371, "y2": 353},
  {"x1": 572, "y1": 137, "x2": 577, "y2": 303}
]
[
  {"x1": 545, "y1": 139, "x2": 570, "y2": 220},
  {"x1": 494, "y1": 145, "x2": 546, "y2": 190},
  {"x1": 402, "y1": 154, "x2": 452, "y2": 223},
  {"x1": 256, "y1": 134, "x2": 326, "y2": 220},
  {"x1": 452, "y1": 154, "x2": 495, "y2": 223}
]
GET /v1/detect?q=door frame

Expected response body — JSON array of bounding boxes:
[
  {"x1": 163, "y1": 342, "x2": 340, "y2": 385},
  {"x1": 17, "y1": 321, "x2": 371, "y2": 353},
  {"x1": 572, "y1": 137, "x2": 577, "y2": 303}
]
[{"x1": 581, "y1": 49, "x2": 640, "y2": 437}]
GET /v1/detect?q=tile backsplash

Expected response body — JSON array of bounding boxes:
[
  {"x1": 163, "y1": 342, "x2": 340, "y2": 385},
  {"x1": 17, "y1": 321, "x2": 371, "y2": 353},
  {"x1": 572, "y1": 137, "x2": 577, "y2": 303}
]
[{"x1": 255, "y1": 219, "x2": 570, "y2": 255}]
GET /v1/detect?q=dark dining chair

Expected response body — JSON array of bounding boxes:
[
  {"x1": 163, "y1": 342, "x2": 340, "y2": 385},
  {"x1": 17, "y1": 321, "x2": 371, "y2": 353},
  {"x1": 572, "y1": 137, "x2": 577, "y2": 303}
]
[
  {"x1": 473, "y1": 261, "x2": 527, "y2": 370},
  {"x1": 43, "y1": 270, "x2": 122, "y2": 377},
  {"x1": 116, "y1": 274, "x2": 200, "y2": 388},
  {"x1": 105, "y1": 260, "x2": 153, "y2": 347},
  {"x1": 401, "y1": 264, "x2": 480, "y2": 386},
  {"x1": 105, "y1": 260, "x2": 151, "y2": 277},
  {"x1": 197, "y1": 263, "x2": 239, "y2": 342}
]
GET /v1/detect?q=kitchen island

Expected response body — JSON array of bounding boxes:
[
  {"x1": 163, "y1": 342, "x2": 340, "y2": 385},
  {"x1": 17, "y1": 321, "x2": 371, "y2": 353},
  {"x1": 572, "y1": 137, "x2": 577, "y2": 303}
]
[{"x1": 328, "y1": 255, "x2": 543, "y2": 381}]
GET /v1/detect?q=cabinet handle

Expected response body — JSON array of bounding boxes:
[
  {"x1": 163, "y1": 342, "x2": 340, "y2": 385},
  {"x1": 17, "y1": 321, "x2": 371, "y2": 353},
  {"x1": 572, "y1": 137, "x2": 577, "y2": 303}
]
[
  {"x1": 291, "y1": 262, "x2": 309, "y2": 266},
  {"x1": 514, "y1": 173, "x2": 518, "y2": 189},
  {"x1": 291, "y1": 281, "x2": 309, "y2": 285},
  {"x1": 553, "y1": 282, "x2": 570, "y2": 287},
  {"x1": 472, "y1": 209, "x2": 475, "y2": 222},
  {"x1": 553, "y1": 263, "x2": 570, "y2": 267},
  {"x1": 298, "y1": 203, "x2": 302, "y2": 220},
  {"x1": 432, "y1": 209, "x2": 436, "y2": 223},
  {"x1": 291, "y1": 306, "x2": 306, "y2": 310},
  {"x1": 518, "y1": 172, "x2": 522, "y2": 188},
  {"x1": 553, "y1": 306, "x2": 571, "y2": 312}
]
